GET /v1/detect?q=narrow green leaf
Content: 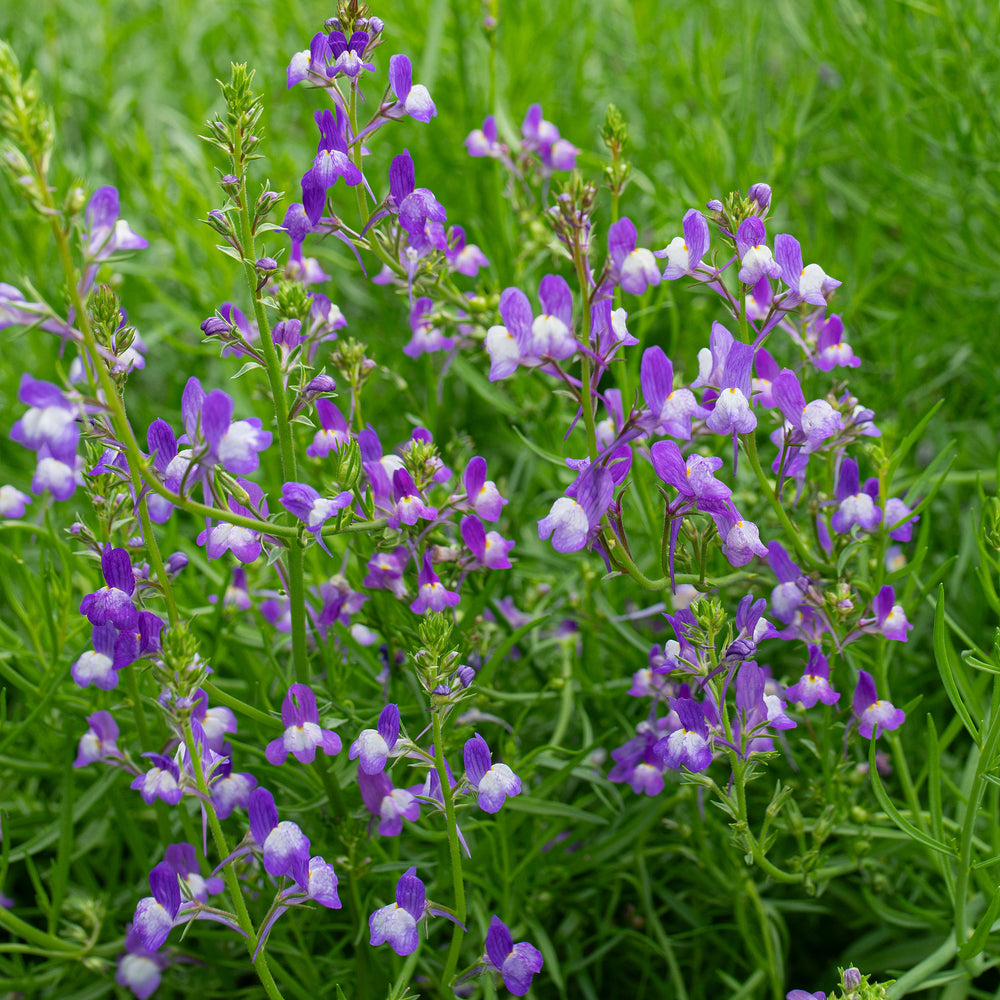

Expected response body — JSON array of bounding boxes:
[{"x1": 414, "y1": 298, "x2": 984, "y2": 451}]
[
  {"x1": 958, "y1": 884, "x2": 1000, "y2": 959},
  {"x1": 934, "y1": 584, "x2": 981, "y2": 746},
  {"x1": 885, "y1": 399, "x2": 944, "y2": 488},
  {"x1": 504, "y1": 795, "x2": 608, "y2": 825}
]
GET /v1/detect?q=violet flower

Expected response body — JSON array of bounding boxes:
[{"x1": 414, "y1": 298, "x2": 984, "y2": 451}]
[
  {"x1": 655, "y1": 698, "x2": 713, "y2": 773},
  {"x1": 306, "y1": 398, "x2": 351, "y2": 458},
  {"x1": 484, "y1": 915, "x2": 544, "y2": 996},
  {"x1": 774, "y1": 233, "x2": 842, "y2": 306},
  {"x1": 364, "y1": 546, "x2": 410, "y2": 599},
  {"x1": 735, "y1": 216, "x2": 781, "y2": 286},
  {"x1": 132, "y1": 862, "x2": 181, "y2": 952},
  {"x1": 10, "y1": 374, "x2": 79, "y2": 460},
  {"x1": 302, "y1": 108, "x2": 363, "y2": 224},
  {"x1": 521, "y1": 103, "x2": 579, "y2": 171},
  {"x1": 771, "y1": 368, "x2": 843, "y2": 449},
  {"x1": 389, "y1": 468, "x2": 438, "y2": 529},
  {"x1": 280, "y1": 481, "x2": 353, "y2": 553},
  {"x1": 0, "y1": 484, "x2": 31, "y2": 518},
  {"x1": 464, "y1": 733, "x2": 521, "y2": 813},
  {"x1": 465, "y1": 114, "x2": 504, "y2": 158},
  {"x1": 164, "y1": 843, "x2": 223, "y2": 903},
  {"x1": 650, "y1": 440, "x2": 732, "y2": 510},
  {"x1": 197, "y1": 478, "x2": 268, "y2": 564},
  {"x1": 80, "y1": 544, "x2": 139, "y2": 630},
  {"x1": 461, "y1": 456, "x2": 508, "y2": 521},
  {"x1": 358, "y1": 769, "x2": 420, "y2": 836},
  {"x1": 386, "y1": 54, "x2": 436, "y2": 123},
  {"x1": 784, "y1": 645, "x2": 841, "y2": 708},
  {"x1": 409, "y1": 553, "x2": 460, "y2": 614},
  {"x1": 369, "y1": 867, "x2": 428, "y2": 956},
  {"x1": 538, "y1": 464, "x2": 613, "y2": 554},
  {"x1": 404, "y1": 296, "x2": 454, "y2": 357},
  {"x1": 388, "y1": 150, "x2": 447, "y2": 255},
  {"x1": 266, "y1": 684, "x2": 342, "y2": 766},
  {"x1": 350, "y1": 703, "x2": 401, "y2": 774},
  {"x1": 461, "y1": 514, "x2": 514, "y2": 570},
  {"x1": 82, "y1": 186, "x2": 148, "y2": 263},
  {"x1": 328, "y1": 29, "x2": 374, "y2": 78},
  {"x1": 813, "y1": 314, "x2": 860, "y2": 371},
  {"x1": 131, "y1": 752, "x2": 184, "y2": 806},
  {"x1": 859, "y1": 585, "x2": 913, "y2": 642},
  {"x1": 445, "y1": 225, "x2": 489, "y2": 276},
  {"x1": 74, "y1": 710, "x2": 122, "y2": 767},
  {"x1": 853, "y1": 669, "x2": 905, "y2": 738},
  {"x1": 639, "y1": 347, "x2": 705, "y2": 440},
  {"x1": 248, "y1": 787, "x2": 311, "y2": 878},
  {"x1": 71, "y1": 622, "x2": 137, "y2": 690},
  {"x1": 705, "y1": 341, "x2": 757, "y2": 437},
  {"x1": 116, "y1": 924, "x2": 169, "y2": 999},
  {"x1": 607, "y1": 217, "x2": 661, "y2": 295},
  {"x1": 210, "y1": 758, "x2": 258, "y2": 820},
  {"x1": 656, "y1": 208, "x2": 711, "y2": 280},
  {"x1": 831, "y1": 458, "x2": 881, "y2": 534}
]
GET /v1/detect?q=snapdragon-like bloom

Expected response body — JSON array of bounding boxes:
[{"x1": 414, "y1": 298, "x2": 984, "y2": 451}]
[
  {"x1": 280, "y1": 481, "x2": 353, "y2": 553},
  {"x1": 784, "y1": 645, "x2": 841, "y2": 708},
  {"x1": 464, "y1": 733, "x2": 521, "y2": 813},
  {"x1": 712, "y1": 508, "x2": 768, "y2": 567},
  {"x1": 705, "y1": 341, "x2": 757, "y2": 436},
  {"x1": 83, "y1": 186, "x2": 148, "y2": 263},
  {"x1": 328, "y1": 29, "x2": 374, "y2": 78},
  {"x1": 444, "y1": 225, "x2": 489, "y2": 276},
  {"x1": 538, "y1": 464, "x2": 613, "y2": 554},
  {"x1": 71, "y1": 622, "x2": 137, "y2": 690},
  {"x1": 197, "y1": 479, "x2": 268, "y2": 564},
  {"x1": 164, "y1": 843, "x2": 223, "y2": 903},
  {"x1": 306, "y1": 398, "x2": 351, "y2": 458},
  {"x1": 813, "y1": 314, "x2": 860, "y2": 371},
  {"x1": 640, "y1": 347, "x2": 705, "y2": 440},
  {"x1": 210, "y1": 758, "x2": 258, "y2": 820},
  {"x1": 116, "y1": 925, "x2": 169, "y2": 999},
  {"x1": 131, "y1": 752, "x2": 184, "y2": 806},
  {"x1": 80, "y1": 544, "x2": 139, "y2": 630},
  {"x1": 853, "y1": 669, "x2": 905, "y2": 738},
  {"x1": 389, "y1": 468, "x2": 438, "y2": 529},
  {"x1": 484, "y1": 916, "x2": 544, "y2": 996},
  {"x1": 358, "y1": 769, "x2": 420, "y2": 836},
  {"x1": 461, "y1": 456, "x2": 508, "y2": 521},
  {"x1": 74, "y1": 710, "x2": 122, "y2": 767},
  {"x1": 364, "y1": 546, "x2": 410, "y2": 599},
  {"x1": 521, "y1": 103, "x2": 579, "y2": 171},
  {"x1": 10, "y1": 374, "x2": 79, "y2": 459},
  {"x1": 404, "y1": 296, "x2": 454, "y2": 357},
  {"x1": 248, "y1": 787, "x2": 311, "y2": 878},
  {"x1": 656, "y1": 698, "x2": 713, "y2": 772},
  {"x1": 774, "y1": 233, "x2": 842, "y2": 306},
  {"x1": 461, "y1": 514, "x2": 514, "y2": 570},
  {"x1": 771, "y1": 368, "x2": 843, "y2": 449},
  {"x1": 735, "y1": 217, "x2": 781, "y2": 286},
  {"x1": 0, "y1": 484, "x2": 31, "y2": 518},
  {"x1": 608, "y1": 216, "x2": 661, "y2": 295},
  {"x1": 832, "y1": 458, "x2": 881, "y2": 534},
  {"x1": 656, "y1": 208, "x2": 711, "y2": 280},
  {"x1": 465, "y1": 114, "x2": 504, "y2": 158},
  {"x1": 198, "y1": 386, "x2": 272, "y2": 475},
  {"x1": 369, "y1": 867, "x2": 427, "y2": 956},
  {"x1": 132, "y1": 862, "x2": 181, "y2": 953},
  {"x1": 650, "y1": 440, "x2": 732, "y2": 510},
  {"x1": 388, "y1": 149, "x2": 447, "y2": 255},
  {"x1": 302, "y1": 107, "x2": 363, "y2": 224},
  {"x1": 860, "y1": 585, "x2": 913, "y2": 642},
  {"x1": 386, "y1": 54, "x2": 436, "y2": 123},
  {"x1": 266, "y1": 684, "x2": 342, "y2": 766},
  {"x1": 350, "y1": 703, "x2": 401, "y2": 774},
  {"x1": 410, "y1": 553, "x2": 460, "y2": 614},
  {"x1": 767, "y1": 542, "x2": 806, "y2": 623}
]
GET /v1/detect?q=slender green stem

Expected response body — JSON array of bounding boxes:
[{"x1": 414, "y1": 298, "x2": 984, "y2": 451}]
[
  {"x1": 232, "y1": 128, "x2": 308, "y2": 683},
  {"x1": 181, "y1": 722, "x2": 286, "y2": 1000},
  {"x1": 572, "y1": 251, "x2": 599, "y2": 463},
  {"x1": 742, "y1": 432, "x2": 818, "y2": 569},
  {"x1": 609, "y1": 538, "x2": 754, "y2": 592},
  {"x1": 347, "y1": 86, "x2": 368, "y2": 225},
  {"x1": 432, "y1": 711, "x2": 466, "y2": 993},
  {"x1": 551, "y1": 641, "x2": 575, "y2": 747}
]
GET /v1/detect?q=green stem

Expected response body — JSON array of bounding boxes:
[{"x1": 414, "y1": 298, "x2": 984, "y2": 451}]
[
  {"x1": 572, "y1": 250, "x2": 599, "y2": 463},
  {"x1": 432, "y1": 711, "x2": 466, "y2": 992},
  {"x1": 551, "y1": 642, "x2": 575, "y2": 747},
  {"x1": 742, "y1": 432, "x2": 818, "y2": 569},
  {"x1": 609, "y1": 539, "x2": 754, "y2": 592},
  {"x1": 181, "y1": 722, "x2": 286, "y2": 1000},
  {"x1": 232, "y1": 129, "x2": 308, "y2": 683}
]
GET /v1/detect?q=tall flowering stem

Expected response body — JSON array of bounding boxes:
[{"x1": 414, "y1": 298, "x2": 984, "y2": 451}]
[
  {"x1": 180, "y1": 721, "x2": 286, "y2": 1000},
  {"x1": 228, "y1": 68, "x2": 309, "y2": 683},
  {"x1": 432, "y1": 708, "x2": 466, "y2": 992}
]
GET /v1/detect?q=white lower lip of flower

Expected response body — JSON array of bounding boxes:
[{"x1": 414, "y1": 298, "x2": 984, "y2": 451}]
[{"x1": 75, "y1": 650, "x2": 113, "y2": 682}]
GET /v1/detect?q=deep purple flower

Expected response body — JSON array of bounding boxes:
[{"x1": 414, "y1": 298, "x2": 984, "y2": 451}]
[
  {"x1": 784, "y1": 645, "x2": 841, "y2": 708},
  {"x1": 358, "y1": 769, "x2": 420, "y2": 836},
  {"x1": 350, "y1": 703, "x2": 401, "y2": 774},
  {"x1": 734, "y1": 663, "x2": 796, "y2": 753},
  {"x1": 302, "y1": 108, "x2": 363, "y2": 223},
  {"x1": 248, "y1": 787, "x2": 311, "y2": 878},
  {"x1": 860, "y1": 585, "x2": 913, "y2": 642},
  {"x1": 650, "y1": 440, "x2": 732, "y2": 509},
  {"x1": 327, "y1": 29, "x2": 374, "y2": 78},
  {"x1": 640, "y1": 347, "x2": 705, "y2": 440},
  {"x1": 132, "y1": 862, "x2": 181, "y2": 952},
  {"x1": 462, "y1": 456, "x2": 507, "y2": 521},
  {"x1": 164, "y1": 843, "x2": 223, "y2": 903},
  {"x1": 521, "y1": 104, "x2": 579, "y2": 171},
  {"x1": 266, "y1": 684, "x2": 342, "y2": 766},
  {"x1": 71, "y1": 621, "x2": 137, "y2": 689},
  {"x1": 83, "y1": 186, "x2": 148, "y2": 262},
  {"x1": 655, "y1": 698, "x2": 713, "y2": 772},
  {"x1": 74, "y1": 710, "x2": 122, "y2": 767},
  {"x1": 386, "y1": 54, "x2": 436, "y2": 123},
  {"x1": 197, "y1": 479, "x2": 268, "y2": 564},
  {"x1": 461, "y1": 514, "x2": 514, "y2": 570},
  {"x1": 538, "y1": 464, "x2": 613, "y2": 553},
  {"x1": 364, "y1": 546, "x2": 410, "y2": 599},
  {"x1": 388, "y1": 150, "x2": 447, "y2": 254},
  {"x1": 197, "y1": 386, "x2": 272, "y2": 474},
  {"x1": 369, "y1": 867, "x2": 427, "y2": 956},
  {"x1": 116, "y1": 924, "x2": 169, "y2": 999},
  {"x1": 464, "y1": 733, "x2": 521, "y2": 813},
  {"x1": 409, "y1": 553, "x2": 460, "y2": 614},
  {"x1": 80, "y1": 544, "x2": 139, "y2": 630},
  {"x1": 484, "y1": 916, "x2": 544, "y2": 996},
  {"x1": 608, "y1": 217, "x2": 661, "y2": 295},
  {"x1": 853, "y1": 669, "x2": 905, "y2": 738},
  {"x1": 656, "y1": 209, "x2": 711, "y2": 280},
  {"x1": 389, "y1": 468, "x2": 438, "y2": 529},
  {"x1": 832, "y1": 458, "x2": 881, "y2": 534},
  {"x1": 190, "y1": 689, "x2": 237, "y2": 754},
  {"x1": 286, "y1": 32, "x2": 331, "y2": 88}
]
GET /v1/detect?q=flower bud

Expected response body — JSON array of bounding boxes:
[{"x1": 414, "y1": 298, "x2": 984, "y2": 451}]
[{"x1": 841, "y1": 967, "x2": 862, "y2": 991}]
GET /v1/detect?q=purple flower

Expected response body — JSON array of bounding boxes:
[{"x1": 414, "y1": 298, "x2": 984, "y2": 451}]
[
  {"x1": 462, "y1": 456, "x2": 507, "y2": 521},
  {"x1": 164, "y1": 843, "x2": 223, "y2": 903},
  {"x1": 712, "y1": 509, "x2": 768, "y2": 567},
  {"x1": 771, "y1": 368, "x2": 843, "y2": 448},
  {"x1": 860, "y1": 585, "x2": 913, "y2": 642},
  {"x1": 461, "y1": 514, "x2": 514, "y2": 570},
  {"x1": 409, "y1": 553, "x2": 460, "y2": 614},
  {"x1": 464, "y1": 733, "x2": 521, "y2": 813},
  {"x1": 198, "y1": 386, "x2": 272, "y2": 475},
  {"x1": 608, "y1": 217, "x2": 661, "y2": 295},
  {"x1": 705, "y1": 341, "x2": 756, "y2": 436},
  {"x1": 131, "y1": 753, "x2": 184, "y2": 806},
  {"x1": 767, "y1": 542, "x2": 806, "y2": 623},
  {"x1": 885, "y1": 495, "x2": 917, "y2": 542},
  {"x1": 291, "y1": 855, "x2": 342, "y2": 909},
  {"x1": 485, "y1": 279, "x2": 577, "y2": 378},
  {"x1": 786, "y1": 992, "x2": 826, "y2": 1000},
  {"x1": 538, "y1": 464, "x2": 613, "y2": 554},
  {"x1": 521, "y1": 104, "x2": 579, "y2": 171},
  {"x1": 656, "y1": 209, "x2": 711, "y2": 280},
  {"x1": 10, "y1": 374, "x2": 79, "y2": 460},
  {"x1": 132, "y1": 862, "x2": 180, "y2": 952},
  {"x1": 350, "y1": 703, "x2": 401, "y2": 774},
  {"x1": 404, "y1": 296, "x2": 454, "y2": 357},
  {"x1": 386, "y1": 54, "x2": 436, "y2": 123},
  {"x1": 328, "y1": 29, "x2": 374, "y2": 78},
  {"x1": 280, "y1": 481, "x2": 352, "y2": 553},
  {"x1": 248, "y1": 787, "x2": 311, "y2": 878},
  {"x1": 639, "y1": 347, "x2": 705, "y2": 440},
  {"x1": 116, "y1": 925, "x2": 169, "y2": 999},
  {"x1": 650, "y1": 440, "x2": 732, "y2": 509},
  {"x1": 853, "y1": 669, "x2": 905, "y2": 738},
  {"x1": 266, "y1": 684, "x2": 342, "y2": 766},
  {"x1": 484, "y1": 915, "x2": 544, "y2": 996},
  {"x1": 735, "y1": 217, "x2": 781, "y2": 286},
  {"x1": 655, "y1": 699, "x2": 713, "y2": 772},
  {"x1": 389, "y1": 468, "x2": 438, "y2": 529},
  {"x1": 369, "y1": 867, "x2": 427, "y2": 956},
  {"x1": 784, "y1": 645, "x2": 841, "y2": 708},
  {"x1": 191, "y1": 689, "x2": 237, "y2": 753},
  {"x1": 80, "y1": 544, "x2": 139, "y2": 630},
  {"x1": 734, "y1": 663, "x2": 796, "y2": 754},
  {"x1": 813, "y1": 314, "x2": 860, "y2": 371},
  {"x1": 388, "y1": 150, "x2": 447, "y2": 255},
  {"x1": 302, "y1": 108, "x2": 363, "y2": 224},
  {"x1": 445, "y1": 225, "x2": 489, "y2": 276},
  {"x1": 364, "y1": 546, "x2": 410, "y2": 599},
  {"x1": 0, "y1": 484, "x2": 31, "y2": 518},
  {"x1": 832, "y1": 458, "x2": 881, "y2": 534},
  {"x1": 286, "y1": 32, "x2": 331, "y2": 88},
  {"x1": 465, "y1": 114, "x2": 503, "y2": 158},
  {"x1": 306, "y1": 398, "x2": 351, "y2": 458},
  {"x1": 71, "y1": 622, "x2": 137, "y2": 689},
  {"x1": 83, "y1": 186, "x2": 148, "y2": 263},
  {"x1": 774, "y1": 234, "x2": 841, "y2": 306},
  {"x1": 74, "y1": 710, "x2": 122, "y2": 767},
  {"x1": 210, "y1": 759, "x2": 258, "y2": 820},
  {"x1": 358, "y1": 769, "x2": 420, "y2": 836}
]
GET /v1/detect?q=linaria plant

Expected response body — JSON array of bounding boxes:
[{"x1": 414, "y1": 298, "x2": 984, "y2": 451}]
[{"x1": 1, "y1": 3, "x2": 999, "y2": 999}]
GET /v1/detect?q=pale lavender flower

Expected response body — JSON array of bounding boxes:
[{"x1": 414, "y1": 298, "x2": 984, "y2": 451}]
[
  {"x1": 484, "y1": 916, "x2": 544, "y2": 996},
  {"x1": 266, "y1": 684, "x2": 342, "y2": 766},
  {"x1": 785, "y1": 645, "x2": 841, "y2": 708},
  {"x1": 735, "y1": 217, "x2": 781, "y2": 285},
  {"x1": 607, "y1": 217, "x2": 661, "y2": 295},
  {"x1": 853, "y1": 669, "x2": 905, "y2": 738},
  {"x1": 409, "y1": 554, "x2": 460, "y2": 613},
  {"x1": 0, "y1": 484, "x2": 31, "y2": 518},
  {"x1": 74, "y1": 710, "x2": 122, "y2": 767},
  {"x1": 358, "y1": 769, "x2": 420, "y2": 836},
  {"x1": 464, "y1": 733, "x2": 521, "y2": 813},
  {"x1": 656, "y1": 209, "x2": 711, "y2": 280},
  {"x1": 349, "y1": 703, "x2": 401, "y2": 774},
  {"x1": 386, "y1": 54, "x2": 436, "y2": 123},
  {"x1": 369, "y1": 867, "x2": 427, "y2": 956},
  {"x1": 248, "y1": 787, "x2": 310, "y2": 878}
]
